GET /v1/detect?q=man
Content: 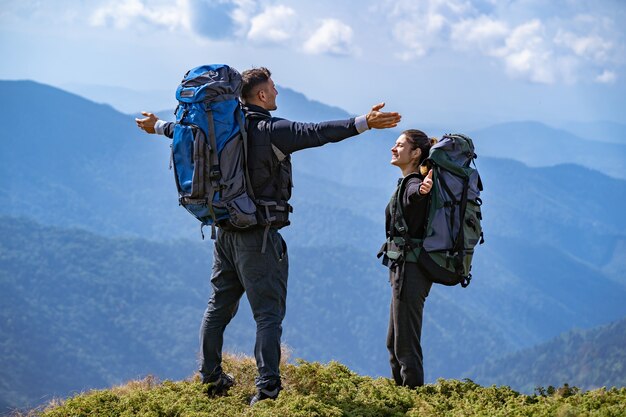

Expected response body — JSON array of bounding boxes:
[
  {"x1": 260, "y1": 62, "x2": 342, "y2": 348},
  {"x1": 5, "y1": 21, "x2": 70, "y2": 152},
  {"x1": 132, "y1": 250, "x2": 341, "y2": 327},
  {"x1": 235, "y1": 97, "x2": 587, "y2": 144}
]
[{"x1": 136, "y1": 67, "x2": 401, "y2": 405}]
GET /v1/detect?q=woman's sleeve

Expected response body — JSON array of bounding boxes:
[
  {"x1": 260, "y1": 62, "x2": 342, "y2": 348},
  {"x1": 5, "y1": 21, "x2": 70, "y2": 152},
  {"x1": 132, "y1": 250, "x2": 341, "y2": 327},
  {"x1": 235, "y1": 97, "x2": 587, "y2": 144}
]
[{"x1": 403, "y1": 177, "x2": 427, "y2": 205}]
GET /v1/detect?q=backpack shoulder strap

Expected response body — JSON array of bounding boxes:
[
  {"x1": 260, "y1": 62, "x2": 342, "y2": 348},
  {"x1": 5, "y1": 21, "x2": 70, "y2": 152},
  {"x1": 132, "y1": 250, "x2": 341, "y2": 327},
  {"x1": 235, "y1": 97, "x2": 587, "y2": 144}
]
[
  {"x1": 378, "y1": 174, "x2": 424, "y2": 263},
  {"x1": 392, "y1": 173, "x2": 420, "y2": 236},
  {"x1": 391, "y1": 173, "x2": 424, "y2": 261},
  {"x1": 237, "y1": 106, "x2": 256, "y2": 201}
]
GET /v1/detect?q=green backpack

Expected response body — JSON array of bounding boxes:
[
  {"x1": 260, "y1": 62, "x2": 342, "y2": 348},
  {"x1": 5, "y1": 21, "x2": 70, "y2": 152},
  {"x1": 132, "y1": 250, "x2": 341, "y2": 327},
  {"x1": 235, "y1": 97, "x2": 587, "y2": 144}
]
[{"x1": 381, "y1": 134, "x2": 484, "y2": 287}]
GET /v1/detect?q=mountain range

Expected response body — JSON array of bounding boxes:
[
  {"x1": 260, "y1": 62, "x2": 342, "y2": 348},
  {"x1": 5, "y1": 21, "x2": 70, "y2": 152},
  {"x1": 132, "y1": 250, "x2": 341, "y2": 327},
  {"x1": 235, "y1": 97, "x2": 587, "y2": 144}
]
[
  {"x1": 0, "y1": 80, "x2": 625, "y2": 411},
  {"x1": 470, "y1": 316, "x2": 626, "y2": 393}
]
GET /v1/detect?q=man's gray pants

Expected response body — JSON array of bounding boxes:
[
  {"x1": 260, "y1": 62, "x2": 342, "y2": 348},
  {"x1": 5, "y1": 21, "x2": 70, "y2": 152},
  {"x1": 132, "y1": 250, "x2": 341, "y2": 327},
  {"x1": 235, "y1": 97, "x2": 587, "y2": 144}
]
[
  {"x1": 387, "y1": 260, "x2": 432, "y2": 388},
  {"x1": 199, "y1": 227, "x2": 288, "y2": 389}
]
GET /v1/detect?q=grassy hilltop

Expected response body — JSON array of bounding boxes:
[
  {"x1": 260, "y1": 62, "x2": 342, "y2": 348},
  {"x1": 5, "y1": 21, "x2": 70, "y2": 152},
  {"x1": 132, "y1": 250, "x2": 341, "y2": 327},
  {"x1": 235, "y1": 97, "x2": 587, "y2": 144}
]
[{"x1": 14, "y1": 354, "x2": 626, "y2": 417}]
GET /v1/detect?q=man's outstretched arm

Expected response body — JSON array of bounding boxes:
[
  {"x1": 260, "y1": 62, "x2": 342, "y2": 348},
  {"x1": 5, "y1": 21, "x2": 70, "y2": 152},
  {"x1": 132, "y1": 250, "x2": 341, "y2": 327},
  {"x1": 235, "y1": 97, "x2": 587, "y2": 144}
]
[
  {"x1": 269, "y1": 102, "x2": 401, "y2": 154},
  {"x1": 365, "y1": 102, "x2": 402, "y2": 129},
  {"x1": 135, "y1": 112, "x2": 174, "y2": 138}
]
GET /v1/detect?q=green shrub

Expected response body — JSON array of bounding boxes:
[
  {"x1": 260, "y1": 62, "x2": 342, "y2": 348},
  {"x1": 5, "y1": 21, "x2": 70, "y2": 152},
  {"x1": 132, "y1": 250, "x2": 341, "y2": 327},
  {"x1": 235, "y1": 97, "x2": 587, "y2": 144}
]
[{"x1": 17, "y1": 355, "x2": 626, "y2": 417}]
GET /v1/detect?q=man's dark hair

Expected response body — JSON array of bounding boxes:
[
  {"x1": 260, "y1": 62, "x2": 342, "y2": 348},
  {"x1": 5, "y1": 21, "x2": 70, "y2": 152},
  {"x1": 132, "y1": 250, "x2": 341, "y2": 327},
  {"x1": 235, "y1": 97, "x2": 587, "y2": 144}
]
[{"x1": 241, "y1": 67, "x2": 272, "y2": 101}]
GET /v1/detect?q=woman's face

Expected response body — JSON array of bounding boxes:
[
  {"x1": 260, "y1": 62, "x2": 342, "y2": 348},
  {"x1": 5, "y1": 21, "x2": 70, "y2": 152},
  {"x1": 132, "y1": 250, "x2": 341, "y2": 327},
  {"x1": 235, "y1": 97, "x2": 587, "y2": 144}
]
[{"x1": 391, "y1": 134, "x2": 420, "y2": 169}]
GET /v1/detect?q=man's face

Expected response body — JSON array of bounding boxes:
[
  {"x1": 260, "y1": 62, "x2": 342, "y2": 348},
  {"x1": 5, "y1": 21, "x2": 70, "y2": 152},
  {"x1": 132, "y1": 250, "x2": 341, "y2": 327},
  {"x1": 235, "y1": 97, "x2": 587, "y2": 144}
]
[{"x1": 260, "y1": 78, "x2": 278, "y2": 111}]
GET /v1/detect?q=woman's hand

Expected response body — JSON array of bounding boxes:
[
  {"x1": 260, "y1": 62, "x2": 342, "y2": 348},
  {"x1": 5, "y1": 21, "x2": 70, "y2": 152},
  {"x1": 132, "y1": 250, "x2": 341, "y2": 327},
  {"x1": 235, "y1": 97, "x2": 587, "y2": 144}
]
[{"x1": 419, "y1": 170, "x2": 433, "y2": 194}]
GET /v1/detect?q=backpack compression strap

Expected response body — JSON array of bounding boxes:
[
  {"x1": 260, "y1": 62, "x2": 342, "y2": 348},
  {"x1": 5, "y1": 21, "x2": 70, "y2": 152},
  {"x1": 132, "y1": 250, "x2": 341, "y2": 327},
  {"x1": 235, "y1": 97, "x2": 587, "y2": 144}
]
[
  {"x1": 205, "y1": 106, "x2": 221, "y2": 239},
  {"x1": 435, "y1": 166, "x2": 469, "y2": 277}
]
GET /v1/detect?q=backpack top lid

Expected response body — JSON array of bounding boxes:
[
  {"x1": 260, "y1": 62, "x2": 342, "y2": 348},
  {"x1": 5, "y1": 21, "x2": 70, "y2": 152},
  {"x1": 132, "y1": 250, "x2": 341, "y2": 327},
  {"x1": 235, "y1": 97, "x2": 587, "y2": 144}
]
[
  {"x1": 176, "y1": 64, "x2": 242, "y2": 104},
  {"x1": 426, "y1": 134, "x2": 477, "y2": 178}
]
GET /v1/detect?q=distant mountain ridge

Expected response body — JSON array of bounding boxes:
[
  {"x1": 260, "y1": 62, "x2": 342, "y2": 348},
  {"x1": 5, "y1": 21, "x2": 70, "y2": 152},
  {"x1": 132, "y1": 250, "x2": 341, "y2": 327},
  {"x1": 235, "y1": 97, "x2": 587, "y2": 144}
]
[
  {"x1": 469, "y1": 121, "x2": 626, "y2": 179},
  {"x1": 556, "y1": 120, "x2": 626, "y2": 144},
  {"x1": 470, "y1": 317, "x2": 626, "y2": 393},
  {"x1": 63, "y1": 79, "x2": 353, "y2": 122},
  {"x1": 61, "y1": 82, "x2": 176, "y2": 115}
]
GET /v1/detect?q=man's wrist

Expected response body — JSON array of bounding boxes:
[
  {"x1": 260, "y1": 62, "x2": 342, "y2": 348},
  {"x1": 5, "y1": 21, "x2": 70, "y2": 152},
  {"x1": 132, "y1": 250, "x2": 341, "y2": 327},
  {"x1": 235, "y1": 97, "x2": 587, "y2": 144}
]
[
  {"x1": 155, "y1": 119, "x2": 166, "y2": 135},
  {"x1": 355, "y1": 115, "x2": 369, "y2": 133}
]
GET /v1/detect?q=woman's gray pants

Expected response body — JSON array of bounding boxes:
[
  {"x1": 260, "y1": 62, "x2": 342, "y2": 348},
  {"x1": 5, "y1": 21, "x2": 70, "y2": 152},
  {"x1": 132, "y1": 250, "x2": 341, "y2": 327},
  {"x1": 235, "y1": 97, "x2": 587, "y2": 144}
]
[{"x1": 199, "y1": 227, "x2": 288, "y2": 389}]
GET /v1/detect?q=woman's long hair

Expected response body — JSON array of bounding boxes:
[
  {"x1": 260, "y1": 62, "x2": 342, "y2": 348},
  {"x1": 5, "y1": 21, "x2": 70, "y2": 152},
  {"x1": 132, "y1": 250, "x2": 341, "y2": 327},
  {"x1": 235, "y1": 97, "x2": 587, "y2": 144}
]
[{"x1": 402, "y1": 129, "x2": 438, "y2": 175}]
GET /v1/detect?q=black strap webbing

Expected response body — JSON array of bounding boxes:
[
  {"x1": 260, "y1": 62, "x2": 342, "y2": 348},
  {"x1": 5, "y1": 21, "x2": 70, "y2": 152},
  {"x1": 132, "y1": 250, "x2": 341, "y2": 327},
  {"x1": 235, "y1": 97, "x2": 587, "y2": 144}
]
[
  {"x1": 452, "y1": 177, "x2": 469, "y2": 253},
  {"x1": 236, "y1": 107, "x2": 256, "y2": 201},
  {"x1": 392, "y1": 173, "x2": 422, "y2": 259},
  {"x1": 205, "y1": 109, "x2": 220, "y2": 238}
]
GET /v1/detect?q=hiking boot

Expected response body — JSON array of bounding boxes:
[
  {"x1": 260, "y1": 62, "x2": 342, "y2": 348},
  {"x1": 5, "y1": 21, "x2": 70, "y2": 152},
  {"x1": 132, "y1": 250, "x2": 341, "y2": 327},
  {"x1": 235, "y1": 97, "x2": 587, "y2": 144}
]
[
  {"x1": 249, "y1": 383, "x2": 282, "y2": 406},
  {"x1": 205, "y1": 373, "x2": 234, "y2": 396}
]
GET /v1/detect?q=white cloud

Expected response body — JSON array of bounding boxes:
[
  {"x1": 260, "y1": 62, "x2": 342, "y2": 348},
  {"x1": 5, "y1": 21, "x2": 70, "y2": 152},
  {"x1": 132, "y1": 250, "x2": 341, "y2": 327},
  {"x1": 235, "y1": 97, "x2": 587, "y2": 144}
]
[
  {"x1": 391, "y1": 15, "x2": 444, "y2": 59},
  {"x1": 554, "y1": 30, "x2": 614, "y2": 63},
  {"x1": 382, "y1": 0, "x2": 624, "y2": 85},
  {"x1": 303, "y1": 19, "x2": 354, "y2": 56},
  {"x1": 450, "y1": 15, "x2": 508, "y2": 53},
  {"x1": 247, "y1": 5, "x2": 297, "y2": 44},
  {"x1": 596, "y1": 70, "x2": 617, "y2": 84},
  {"x1": 386, "y1": 2, "x2": 566, "y2": 83},
  {"x1": 491, "y1": 20, "x2": 557, "y2": 84},
  {"x1": 89, "y1": 0, "x2": 255, "y2": 39},
  {"x1": 384, "y1": 0, "x2": 474, "y2": 58},
  {"x1": 90, "y1": 0, "x2": 189, "y2": 31},
  {"x1": 230, "y1": 0, "x2": 258, "y2": 37}
]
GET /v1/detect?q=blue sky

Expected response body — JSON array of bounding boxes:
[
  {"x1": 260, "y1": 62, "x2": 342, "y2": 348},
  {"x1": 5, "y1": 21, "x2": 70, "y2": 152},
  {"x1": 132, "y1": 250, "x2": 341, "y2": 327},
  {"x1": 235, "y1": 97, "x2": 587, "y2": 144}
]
[{"x1": 1, "y1": 0, "x2": 625, "y2": 127}]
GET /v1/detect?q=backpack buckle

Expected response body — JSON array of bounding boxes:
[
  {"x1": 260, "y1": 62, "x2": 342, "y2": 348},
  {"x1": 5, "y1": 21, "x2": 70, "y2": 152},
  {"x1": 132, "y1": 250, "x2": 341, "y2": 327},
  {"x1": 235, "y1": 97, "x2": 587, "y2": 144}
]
[{"x1": 209, "y1": 166, "x2": 221, "y2": 181}]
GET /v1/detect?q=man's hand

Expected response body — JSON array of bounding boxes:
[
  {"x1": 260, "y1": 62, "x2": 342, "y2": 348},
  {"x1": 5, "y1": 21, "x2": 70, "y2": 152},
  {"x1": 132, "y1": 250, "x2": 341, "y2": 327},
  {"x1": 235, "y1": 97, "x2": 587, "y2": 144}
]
[
  {"x1": 419, "y1": 170, "x2": 433, "y2": 195},
  {"x1": 366, "y1": 103, "x2": 401, "y2": 129},
  {"x1": 135, "y1": 111, "x2": 159, "y2": 134}
]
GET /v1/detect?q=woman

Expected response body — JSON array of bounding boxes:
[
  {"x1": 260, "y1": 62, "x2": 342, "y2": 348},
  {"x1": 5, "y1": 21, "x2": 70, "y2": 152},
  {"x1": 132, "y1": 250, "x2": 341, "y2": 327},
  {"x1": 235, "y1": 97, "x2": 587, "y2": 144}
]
[{"x1": 384, "y1": 129, "x2": 436, "y2": 388}]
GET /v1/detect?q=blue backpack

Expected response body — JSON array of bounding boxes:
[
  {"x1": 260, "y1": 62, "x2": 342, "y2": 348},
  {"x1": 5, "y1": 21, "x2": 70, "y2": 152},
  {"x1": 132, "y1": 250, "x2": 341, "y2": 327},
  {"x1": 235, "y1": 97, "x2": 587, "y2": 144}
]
[{"x1": 172, "y1": 64, "x2": 257, "y2": 238}]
